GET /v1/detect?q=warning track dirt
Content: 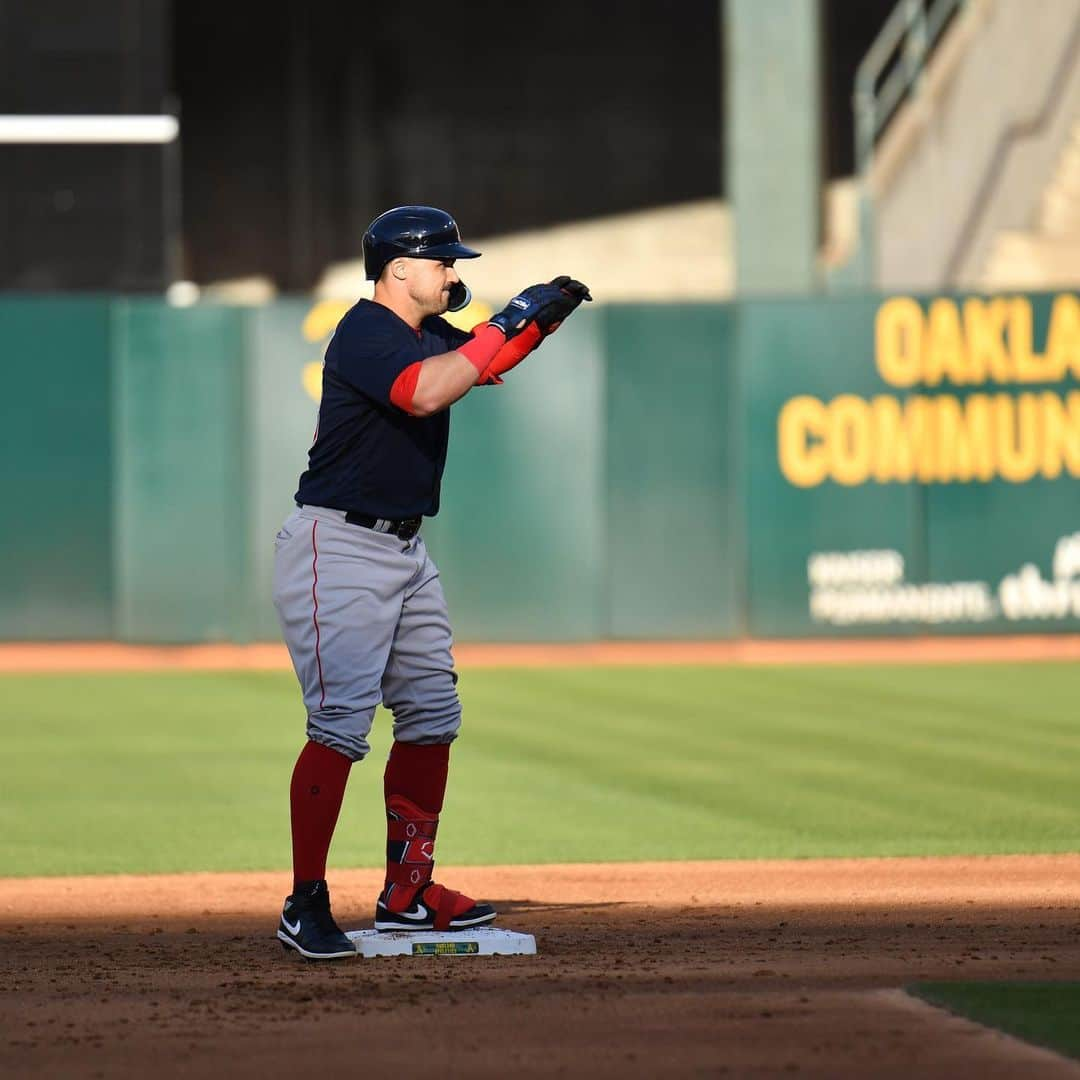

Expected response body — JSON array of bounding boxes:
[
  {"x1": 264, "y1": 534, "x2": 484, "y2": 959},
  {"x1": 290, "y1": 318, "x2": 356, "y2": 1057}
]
[{"x1": 2, "y1": 634, "x2": 1080, "y2": 672}]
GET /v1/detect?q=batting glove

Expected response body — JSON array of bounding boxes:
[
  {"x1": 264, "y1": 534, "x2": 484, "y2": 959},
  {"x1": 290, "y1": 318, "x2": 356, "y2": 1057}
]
[
  {"x1": 535, "y1": 276, "x2": 593, "y2": 336},
  {"x1": 489, "y1": 282, "x2": 569, "y2": 339}
]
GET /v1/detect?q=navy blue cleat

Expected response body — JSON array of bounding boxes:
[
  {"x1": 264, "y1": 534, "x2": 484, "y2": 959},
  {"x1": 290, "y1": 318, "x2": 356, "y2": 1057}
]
[{"x1": 277, "y1": 879, "x2": 356, "y2": 960}]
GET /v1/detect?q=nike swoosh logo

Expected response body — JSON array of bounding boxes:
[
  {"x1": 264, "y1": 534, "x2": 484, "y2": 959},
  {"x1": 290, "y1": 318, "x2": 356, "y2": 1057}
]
[
  {"x1": 383, "y1": 902, "x2": 428, "y2": 921},
  {"x1": 282, "y1": 916, "x2": 301, "y2": 935}
]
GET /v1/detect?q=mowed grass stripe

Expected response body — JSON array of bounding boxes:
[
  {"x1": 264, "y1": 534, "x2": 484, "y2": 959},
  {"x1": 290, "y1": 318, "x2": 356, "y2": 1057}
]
[
  {"x1": 0, "y1": 663, "x2": 1076, "y2": 876},
  {"x1": 463, "y1": 664, "x2": 1079, "y2": 859}
]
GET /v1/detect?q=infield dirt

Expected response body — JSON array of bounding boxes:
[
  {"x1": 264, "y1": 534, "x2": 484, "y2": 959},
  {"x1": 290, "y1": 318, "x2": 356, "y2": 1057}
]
[{"x1": 2, "y1": 856, "x2": 1079, "y2": 1078}]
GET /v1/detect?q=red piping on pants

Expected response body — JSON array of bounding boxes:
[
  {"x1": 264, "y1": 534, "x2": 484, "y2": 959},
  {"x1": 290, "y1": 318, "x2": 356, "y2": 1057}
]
[{"x1": 311, "y1": 520, "x2": 326, "y2": 709}]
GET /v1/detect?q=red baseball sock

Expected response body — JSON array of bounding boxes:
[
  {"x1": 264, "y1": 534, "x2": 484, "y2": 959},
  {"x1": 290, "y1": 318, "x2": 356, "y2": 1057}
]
[
  {"x1": 383, "y1": 740, "x2": 450, "y2": 813},
  {"x1": 290, "y1": 740, "x2": 352, "y2": 891}
]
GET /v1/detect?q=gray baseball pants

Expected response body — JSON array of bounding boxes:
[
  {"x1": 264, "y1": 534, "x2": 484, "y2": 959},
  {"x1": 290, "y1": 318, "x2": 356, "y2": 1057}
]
[{"x1": 272, "y1": 504, "x2": 461, "y2": 761}]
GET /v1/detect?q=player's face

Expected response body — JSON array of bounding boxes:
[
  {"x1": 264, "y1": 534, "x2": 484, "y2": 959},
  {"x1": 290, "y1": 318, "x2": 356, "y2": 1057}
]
[{"x1": 407, "y1": 257, "x2": 459, "y2": 316}]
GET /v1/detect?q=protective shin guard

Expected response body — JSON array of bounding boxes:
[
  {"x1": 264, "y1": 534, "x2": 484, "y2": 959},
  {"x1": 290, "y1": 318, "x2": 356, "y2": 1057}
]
[
  {"x1": 383, "y1": 795, "x2": 439, "y2": 911},
  {"x1": 380, "y1": 795, "x2": 492, "y2": 931},
  {"x1": 381, "y1": 742, "x2": 448, "y2": 909}
]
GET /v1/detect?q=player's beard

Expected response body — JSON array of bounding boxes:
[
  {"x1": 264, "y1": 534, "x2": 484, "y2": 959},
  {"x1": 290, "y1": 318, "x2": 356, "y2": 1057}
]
[
  {"x1": 406, "y1": 281, "x2": 449, "y2": 319},
  {"x1": 431, "y1": 288, "x2": 451, "y2": 316}
]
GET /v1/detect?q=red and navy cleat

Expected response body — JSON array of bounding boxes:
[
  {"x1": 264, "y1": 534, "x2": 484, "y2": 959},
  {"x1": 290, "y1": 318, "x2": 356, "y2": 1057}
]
[
  {"x1": 374, "y1": 881, "x2": 497, "y2": 932},
  {"x1": 377, "y1": 794, "x2": 497, "y2": 931}
]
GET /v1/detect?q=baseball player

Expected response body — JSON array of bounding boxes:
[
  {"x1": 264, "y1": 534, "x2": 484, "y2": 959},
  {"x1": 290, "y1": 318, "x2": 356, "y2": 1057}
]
[{"x1": 273, "y1": 205, "x2": 591, "y2": 959}]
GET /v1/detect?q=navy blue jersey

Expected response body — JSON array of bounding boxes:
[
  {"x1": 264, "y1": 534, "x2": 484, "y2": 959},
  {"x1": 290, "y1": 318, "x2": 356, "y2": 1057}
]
[{"x1": 295, "y1": 300, "x2": 472, "y2": 518}]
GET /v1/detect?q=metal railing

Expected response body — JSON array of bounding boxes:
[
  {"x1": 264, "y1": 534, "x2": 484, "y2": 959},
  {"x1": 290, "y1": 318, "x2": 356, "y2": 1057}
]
[{"x1": 854, "y1": 0, "x2": 968, "y2": 175}]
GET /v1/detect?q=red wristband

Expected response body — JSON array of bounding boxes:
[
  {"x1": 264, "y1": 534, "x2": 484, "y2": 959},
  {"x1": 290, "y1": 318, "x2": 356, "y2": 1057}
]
[{"x1": 458, "y1": 324, "x2": 507, "y2": 375}]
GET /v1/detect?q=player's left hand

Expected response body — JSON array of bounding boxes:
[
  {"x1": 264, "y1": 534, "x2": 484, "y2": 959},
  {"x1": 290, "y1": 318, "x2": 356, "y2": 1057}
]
[
  {"x1": 550, "y1": 276, "x2": 592, "y2": 303},
  {"x1": 536, "y1": 276, "x2": 592, "y2": 337},
  {"x1": 489, "y1": 277, "x2": 593, "y2": 339}
]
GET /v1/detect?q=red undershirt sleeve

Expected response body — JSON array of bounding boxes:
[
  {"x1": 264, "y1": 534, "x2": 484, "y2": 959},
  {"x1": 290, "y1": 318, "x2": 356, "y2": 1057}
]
[
  {"x1": 478, "y1": 322, "x2": 543, "y2": 383},
  {"x1": 389, "y1": 361, "x2": 423, "y2": 414}
]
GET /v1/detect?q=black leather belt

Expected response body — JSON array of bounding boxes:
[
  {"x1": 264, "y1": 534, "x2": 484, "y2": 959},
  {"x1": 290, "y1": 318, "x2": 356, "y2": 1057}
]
[{"x1": 344, "y1": 511, "x2": 422, "y2": 540}]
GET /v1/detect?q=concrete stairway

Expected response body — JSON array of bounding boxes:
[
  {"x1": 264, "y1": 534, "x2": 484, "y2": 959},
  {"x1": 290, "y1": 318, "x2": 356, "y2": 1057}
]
[
  {"x1": 980, "y1": 120, "x2": 1080, "y2": 290},
  {"x1": 868, "y1": 0, "x2": 1080, "y2": 292}
]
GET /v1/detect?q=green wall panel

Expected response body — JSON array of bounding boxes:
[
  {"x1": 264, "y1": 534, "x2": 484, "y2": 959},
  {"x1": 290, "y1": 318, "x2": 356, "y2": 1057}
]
[
  {"x1": 920, "y1": 291, "x2": 1080, "y2": 633},
  {"x1": 246, "y1": 300, "x2": 324, "y2": 640},
  {"x1": 603, "y1": 305, "x2": 741, "y2": 637},
  {"x1": 424, "y1": 310, "x2": 606, "y2": 641},
  {"x1": 742, "y1": 297, "x2": 923, "y2": 637},
  {"x1": 0, "y1": 298, "x2": 114, "y2": 638},
  {"x1": 922, "y1": 476, "x2": 1080, "y2": 633},
  {"x1": 743, "y1": 291, "x2": 1080, "y2": 637},
  {"x1": 112, "y1": 302, "x2": 248, "y2": 642}
]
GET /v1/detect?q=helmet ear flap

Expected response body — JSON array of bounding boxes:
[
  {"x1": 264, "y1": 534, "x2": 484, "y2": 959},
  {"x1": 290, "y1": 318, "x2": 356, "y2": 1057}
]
[{"x1": 447, "y1": 281, "x2": 471, "y2": 312}]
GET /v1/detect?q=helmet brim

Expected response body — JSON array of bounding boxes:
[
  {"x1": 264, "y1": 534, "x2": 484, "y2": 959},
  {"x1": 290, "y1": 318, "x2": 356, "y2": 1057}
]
[
  {"x1": 409, "y1": 241, "x2": 482, "y2": 261},
  {"x1": 364, "y1": 241, "x2": 481, "y2": 280}
]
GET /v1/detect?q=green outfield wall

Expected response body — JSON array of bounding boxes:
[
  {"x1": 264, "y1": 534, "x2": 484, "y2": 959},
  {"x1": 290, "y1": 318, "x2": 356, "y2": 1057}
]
[
  {"x1": 1, "y1": 291, "x2": 1077, "y2": 642},
  {"x1": 604, "y1": 305, "x2": 742, "y2": 638},
  {"x1": 747, "y1": 292, "x2": 1080, "y2": 636},
  {"x1": 0, "y1": 298, "x2": 114, "y2": 639}
]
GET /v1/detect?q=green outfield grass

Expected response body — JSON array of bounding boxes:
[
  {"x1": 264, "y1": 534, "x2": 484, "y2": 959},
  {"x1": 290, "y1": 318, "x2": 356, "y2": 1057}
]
[
  {"x1": 911, "y1": 982, "x2": 1080, "y2": 1060},
  {"x1": 0, "y1": 662, "x2": 1077, "y2": 876}
]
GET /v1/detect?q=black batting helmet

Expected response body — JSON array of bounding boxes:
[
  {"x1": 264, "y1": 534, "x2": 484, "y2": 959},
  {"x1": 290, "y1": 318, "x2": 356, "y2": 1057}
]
[{"x1": 363, "y1": 205, "x2": 481, "y2": 281}]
